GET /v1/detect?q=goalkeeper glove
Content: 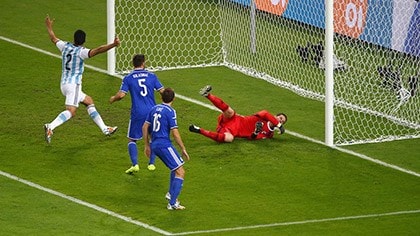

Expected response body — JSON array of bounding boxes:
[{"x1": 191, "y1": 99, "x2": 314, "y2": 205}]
[{"x1": 275, "y1": 123, "x2": 285, "y2": 135}]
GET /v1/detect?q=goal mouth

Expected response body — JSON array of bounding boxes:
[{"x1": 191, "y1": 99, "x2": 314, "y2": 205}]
[{"x1": 110, "y1": 0, "x2": 420, "y2": 145}]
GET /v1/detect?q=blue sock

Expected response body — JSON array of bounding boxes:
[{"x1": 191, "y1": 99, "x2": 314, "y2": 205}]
[
  {"x1": 169, "y1": 177, "x2": 184, "y2": 205},
  {"x1": 128, "y1": 141, "x2": 138, "y2": 165},
  {"x1": 169, "y1": 171, "x2": 175, "y2": 194}
]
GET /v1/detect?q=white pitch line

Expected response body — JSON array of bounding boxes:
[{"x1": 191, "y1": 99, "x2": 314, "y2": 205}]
[
  {"x1": 172, "y1": 209, "x2": 420, "y2": 235},
  {"x1": 1, "y1": 170, "x2": 419, "y2": 236},
  {"x1": 0, "y1": 36, "x2": 110, "y2": 75},
  {"x1": 1, "y1": 35, "x2": 419, "y2": 235},
  {"x1": 177, "y1": 96, "x2": 420, "y2": 178},
  {"x1": 0, "y1": 170, "x2": 172, "y2": 235},
  {"x1": 287, "y1": 130, "x2": 420, "y2": 177}
]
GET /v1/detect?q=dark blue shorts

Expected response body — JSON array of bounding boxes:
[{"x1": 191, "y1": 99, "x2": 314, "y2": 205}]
[
  {"x1": 153, "y1": 145, "x2": 184, "y2": 171},
  {"x1": 127, "y1": 118, "x2": 145, "y2": 140}
]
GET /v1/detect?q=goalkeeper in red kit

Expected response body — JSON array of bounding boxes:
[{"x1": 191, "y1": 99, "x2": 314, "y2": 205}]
[{"x1": 189, "y1": 85, "x2": 287, "y2": 143}]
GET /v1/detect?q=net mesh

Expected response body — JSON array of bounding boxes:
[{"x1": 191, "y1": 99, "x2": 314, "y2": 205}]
[{"x1": 114, "y1": 0, "x2": 420, "y2": 145}]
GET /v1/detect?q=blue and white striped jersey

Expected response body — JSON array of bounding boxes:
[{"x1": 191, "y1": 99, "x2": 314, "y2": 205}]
[{"x1": 56, "y1": 40, "x2": 90, "y2": 85}]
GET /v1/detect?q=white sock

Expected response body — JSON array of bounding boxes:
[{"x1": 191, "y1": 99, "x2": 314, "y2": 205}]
[
  {"x1": 87, "y1": 104, "x2": 107, "y2": 132},
  {"x1": 49, "y1": 110, "x2": 72, "y2": 130}
]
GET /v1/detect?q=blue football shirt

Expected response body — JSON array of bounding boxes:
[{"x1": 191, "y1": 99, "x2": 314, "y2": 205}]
[
  {"x1": 120, "y1": 69, "x2": 164, "y2": 120},
  {"x1": 145, "y1": 103, "x2": 178, "y2": 147}
]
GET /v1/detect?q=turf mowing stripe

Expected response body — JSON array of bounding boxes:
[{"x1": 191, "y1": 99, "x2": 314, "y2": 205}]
[
  {"x1": 172, "y1": 209, "x2": 420, "y2": 235},
  {"x1": 1, "y1": 35, "x2": 418, "y2": 178},
  {"x1": 0, "y1": 170, "x2": 172, "y2": 235},
  {"x1": 287, "y1": 130, "x2": 420, "y2": 178},
  {"x1": 2, "y1": 168, "x2": 419, "y2": 235},
  {"x1": 0, "y1": 36, "x2": 110, "y2": 75},
  {"x1": 1, "y1": 35, "x2": 419, "y2": 235}
]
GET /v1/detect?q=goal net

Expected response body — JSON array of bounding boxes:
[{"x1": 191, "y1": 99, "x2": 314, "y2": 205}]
[
  {"x1": 113, "y1": 0, "x2": 222, "y2": 72},
  {"x1": 112, "y1": 0, "x2": 420, "y2": 145}
]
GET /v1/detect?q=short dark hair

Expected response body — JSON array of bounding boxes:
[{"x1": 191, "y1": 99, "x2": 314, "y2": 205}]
[
  {"x1": 277, "y1": 112, "x2": 288, "y2": 123},
  {"x1": 74, "y1": 30, "x2": 86, "y2": 45},
  {"x1": 162, "y1": 88, "x2": 175, "y2": 103},
  {"x1": 133, "y1": 54, "x2": 145, "y2": 67}
]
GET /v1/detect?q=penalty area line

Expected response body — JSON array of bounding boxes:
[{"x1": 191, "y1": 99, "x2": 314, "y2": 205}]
[
  {"x1": 0, "y1": 170, "x2": 172, "y2": 235},
  {"x1": 172, "y1": 209, "x2": 420, "y2": 235},
  {"x1": 1, "y1": 35, "x2": 418, "y2": 178},
  {"x1": 1, "y1": 35, "x2": 419, "y2": 235}
]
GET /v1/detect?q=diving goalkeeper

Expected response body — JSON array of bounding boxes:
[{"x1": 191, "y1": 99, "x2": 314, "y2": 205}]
[{"x1": 189, "y1": 85, "x2": 287, "y2": 142}]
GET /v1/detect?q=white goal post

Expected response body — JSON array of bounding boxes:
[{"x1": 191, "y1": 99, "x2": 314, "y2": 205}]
[
  {"x1": 107, "y1": 0, "x2": 420, "y2": 146},
  {"x1": 107, "y1": 0, "x2": 116, "y2": 75}
]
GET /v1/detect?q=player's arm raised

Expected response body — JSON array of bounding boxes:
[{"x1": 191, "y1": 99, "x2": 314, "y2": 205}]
[
  {"x1": 88, "y1": 36, "x2": 120, "y2": 58},
  {"x1": 45, "y1": 15, "x2": 59, "y2": 44}
]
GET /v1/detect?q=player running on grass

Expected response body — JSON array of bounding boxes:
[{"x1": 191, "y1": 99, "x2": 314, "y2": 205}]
[
  {"x1": 189, "y1": 85, "x2": 287, "y2": 142},
  {"x1": 44, "y1": 15, "x2": 120, "y2": 144}
]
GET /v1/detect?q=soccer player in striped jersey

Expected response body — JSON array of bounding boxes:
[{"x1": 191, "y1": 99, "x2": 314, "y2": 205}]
[
  {"x1": 189, "y1": 85, "x2": 287, "y2": 142},
  {"x1": 143, "y1": 88, "x2": 190, "y2": 210},
  {"x1": 43, "y1": 15, "x2": 120, "y2": 144},
  {"x1": 109, "y1": 54, "x2": 164, "y2": 174}
]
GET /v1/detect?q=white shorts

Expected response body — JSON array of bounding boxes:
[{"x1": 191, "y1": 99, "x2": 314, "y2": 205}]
[{"x1": 60, "y1": 83, "x2": 87, "y2": 107}]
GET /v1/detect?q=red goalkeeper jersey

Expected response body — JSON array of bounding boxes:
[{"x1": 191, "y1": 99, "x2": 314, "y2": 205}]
[{"x1": 216, "y1": 110, "x2": 280, "y2": 140}]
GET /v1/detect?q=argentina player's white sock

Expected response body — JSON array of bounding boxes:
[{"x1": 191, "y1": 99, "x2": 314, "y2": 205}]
[
  {"x1": 49, "y1": 110, "x2": 72, "y2": 130},
  {"x1": 87, "y1": 104, "x2": 107, "y2": 131}
]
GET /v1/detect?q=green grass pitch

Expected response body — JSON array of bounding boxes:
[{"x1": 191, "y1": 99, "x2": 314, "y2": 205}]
[{"x1": 0, "y1": 0, "x2": 419, "y2": 235}]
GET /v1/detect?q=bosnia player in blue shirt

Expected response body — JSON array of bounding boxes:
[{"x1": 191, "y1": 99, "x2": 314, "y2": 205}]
[
  {"x1": 143, "y1": 88, "x2": 190, "y2": 210},
  {"x1": 110, "y1": 54, "x2": 164, "y2": 174}
]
